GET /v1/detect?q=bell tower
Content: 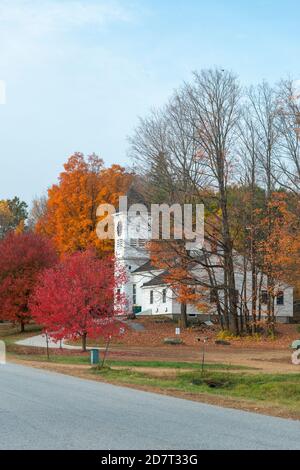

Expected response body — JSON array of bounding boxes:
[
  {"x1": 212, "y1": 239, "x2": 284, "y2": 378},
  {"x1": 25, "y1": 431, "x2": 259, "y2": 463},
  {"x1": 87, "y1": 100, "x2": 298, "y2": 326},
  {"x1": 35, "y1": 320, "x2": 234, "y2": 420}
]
[{"x1": 114, "y1": 211, "x2": 150, "y2": 313}]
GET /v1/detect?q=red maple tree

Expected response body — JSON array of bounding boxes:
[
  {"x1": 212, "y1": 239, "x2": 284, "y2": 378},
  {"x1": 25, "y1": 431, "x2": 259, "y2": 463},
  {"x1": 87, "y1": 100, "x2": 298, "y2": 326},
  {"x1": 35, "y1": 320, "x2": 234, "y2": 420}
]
[
  {"x1": 0, "y1": 232, "x2": 58, "y2": 331},
  {"x1": 30, "y1": 250, "x2": 126, "y2": 351}
]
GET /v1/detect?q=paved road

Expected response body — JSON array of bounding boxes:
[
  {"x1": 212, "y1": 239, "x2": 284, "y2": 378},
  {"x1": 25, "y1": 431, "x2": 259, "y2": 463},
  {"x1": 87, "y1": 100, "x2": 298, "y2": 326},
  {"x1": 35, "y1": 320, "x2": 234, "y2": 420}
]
[
  {"x1": 0, "y1": 363, "x2": 299, "y2": 450},
  {"x1": 15, "y1": 321, "x2": 144, "y2": 350},
  {"x1": 16, "y1": 334, "x2": 81, "y2": 350}
]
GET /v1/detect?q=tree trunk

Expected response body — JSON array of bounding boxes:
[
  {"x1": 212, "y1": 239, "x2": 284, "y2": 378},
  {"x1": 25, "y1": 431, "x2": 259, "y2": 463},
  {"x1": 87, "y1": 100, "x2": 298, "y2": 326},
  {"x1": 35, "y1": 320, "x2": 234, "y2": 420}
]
[
  {"x1": 250, "y1": 198, "x2": 257, "y2": 334},
  {"x1": 81, "y1": 332, "x2": 87, "y2": 352},
  {"x1": 267, "y1": 288, "x2": 275, "y2": 335},
  {"x1": 241, "y1": 254, "x2": 249, "y2": 333},
  {"x1": 258, "y1": 273, "x2": 263, "y2": 321},
  {"x1": 20, "y1": 321, "x2": 25, "y2": 333},
  {"x1": 216, "y1": 302, "x2": 225, "y2": 330},
  {"x1": 267, "y1": 271, "x2": 275, "y2": 334},
  {"x1": 179, "y1": 303, "x2": 188, "y2": 328},
  {"x1": 220, "y1": 184, "x2": 239, "y2": 336},
  {"x1": 223, "y1": 269, "x2": 230, "y2": 330},
  {"x1": 251, "y1": 255, "x2": 257, "y2": 334}
]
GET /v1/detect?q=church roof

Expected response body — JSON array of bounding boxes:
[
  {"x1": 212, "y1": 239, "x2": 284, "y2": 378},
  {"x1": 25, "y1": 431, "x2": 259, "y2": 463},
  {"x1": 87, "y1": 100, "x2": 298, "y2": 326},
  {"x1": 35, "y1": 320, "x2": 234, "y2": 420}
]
[
  {"x1": 142, "y1": 272, "x2": 168, "y2": 287},
  {"x1": 132, "y1": 260, "x2": 160, "y2": 273}
]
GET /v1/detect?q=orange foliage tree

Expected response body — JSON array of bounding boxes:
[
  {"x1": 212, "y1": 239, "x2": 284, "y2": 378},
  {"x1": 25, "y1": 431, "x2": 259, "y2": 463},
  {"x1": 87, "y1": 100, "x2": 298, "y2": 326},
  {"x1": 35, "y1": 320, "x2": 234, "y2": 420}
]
[
  {"x1": 149, "y1": 239, "x2": 211, "y2": 328},
  {"x1": 257, "y1": 193, "x2": 300, "y2": 326},
  {"x1": 36, "y1": 153, "x2": 133, "y2": 255}
]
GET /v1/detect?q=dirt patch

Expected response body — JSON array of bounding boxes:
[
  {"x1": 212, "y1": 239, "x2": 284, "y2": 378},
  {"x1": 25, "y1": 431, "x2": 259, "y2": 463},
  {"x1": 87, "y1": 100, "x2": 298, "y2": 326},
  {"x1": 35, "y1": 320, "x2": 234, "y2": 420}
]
[
  {"x1": 98, "y1": 345, "x2": 300, "y2": 374},
  {"x1": 66, "y1": 319, "x2": 300, "y2": 352},
  {"x1": 110, "y1": 320, "x2": 300, "y2": 350},
  {"x1": 6, "y1": 319, "x2": 300, "y2": 375}
]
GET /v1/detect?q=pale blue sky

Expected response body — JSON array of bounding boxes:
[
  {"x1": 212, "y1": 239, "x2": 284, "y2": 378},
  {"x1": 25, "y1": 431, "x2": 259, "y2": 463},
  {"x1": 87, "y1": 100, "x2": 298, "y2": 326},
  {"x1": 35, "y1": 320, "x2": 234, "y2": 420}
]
[{"x1": 0, "y1": 0, "x2": 299, "y2": 203}]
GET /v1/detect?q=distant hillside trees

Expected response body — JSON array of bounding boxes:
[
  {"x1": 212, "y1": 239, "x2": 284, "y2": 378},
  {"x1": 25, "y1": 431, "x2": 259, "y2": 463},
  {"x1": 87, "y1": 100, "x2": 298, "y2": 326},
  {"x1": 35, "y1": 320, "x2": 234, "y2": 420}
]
[{"x1": 0, "y1": 197, "x2": 28, "y2": 238}]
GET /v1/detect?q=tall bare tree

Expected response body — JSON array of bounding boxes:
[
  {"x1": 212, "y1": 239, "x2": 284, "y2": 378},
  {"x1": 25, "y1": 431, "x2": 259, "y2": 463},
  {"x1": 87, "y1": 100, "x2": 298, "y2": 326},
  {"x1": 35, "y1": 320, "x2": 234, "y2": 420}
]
[
  {"x1": 247, "y1": 82, "x2": 280, "y2": 328},
  {"x1": 130, "y1": 69, "x2": 242, "y2": 334},
  {"x1": 28, "y1": 195, "x2": 48, "y2": 230},
  {"x1": 276, "y1": 79, "x2": 300, "y2": 193},
  {"x1": 237, "y1": 108, "x2": 260, "y2": 331},
  {"x1": 183, "y1": 69, "x2": 241, "y2": 334}
]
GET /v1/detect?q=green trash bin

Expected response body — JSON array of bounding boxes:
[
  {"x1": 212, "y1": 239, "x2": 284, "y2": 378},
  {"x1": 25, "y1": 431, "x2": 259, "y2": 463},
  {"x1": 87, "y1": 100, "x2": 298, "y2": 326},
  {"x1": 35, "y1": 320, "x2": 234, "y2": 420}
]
[
  {"x1": 90, "y1": 348, "x2": 100, "y2": 365},
  {"x1": 133, "y1": 305, "x2": 142, "y2": 315}
]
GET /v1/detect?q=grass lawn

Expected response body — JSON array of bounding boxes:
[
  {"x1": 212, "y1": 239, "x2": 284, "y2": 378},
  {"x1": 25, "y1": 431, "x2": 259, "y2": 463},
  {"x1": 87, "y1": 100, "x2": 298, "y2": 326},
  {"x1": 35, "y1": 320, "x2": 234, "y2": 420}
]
[
  {"x1": 7, "y1": 352, "x2": 253, "y2": 370},
  {"x1": 90, "y1": 367, "x2": 300, "y2": 417}
]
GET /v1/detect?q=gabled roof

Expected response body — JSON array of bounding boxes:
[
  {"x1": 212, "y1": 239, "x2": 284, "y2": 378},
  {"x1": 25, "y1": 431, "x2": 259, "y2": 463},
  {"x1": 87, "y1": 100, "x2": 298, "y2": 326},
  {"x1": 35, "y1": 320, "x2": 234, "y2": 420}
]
[
  {"x1": 142, "y1": 272, "x2": 168, "y2": 287},
  {"x1": 132, "y1": 260, "x2": 160, "y2": 273}
]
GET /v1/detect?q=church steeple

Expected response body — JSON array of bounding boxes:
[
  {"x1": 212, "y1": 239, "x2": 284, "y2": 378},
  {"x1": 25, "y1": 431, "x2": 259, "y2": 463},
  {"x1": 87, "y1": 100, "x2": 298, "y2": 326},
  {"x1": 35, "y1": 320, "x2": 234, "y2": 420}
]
[
  {"x1": 113, "y1": 209, "x2": 150, "y2": 314},
  {"x1": 113, "y1": 210, "x2": 150, "y2": 270}
]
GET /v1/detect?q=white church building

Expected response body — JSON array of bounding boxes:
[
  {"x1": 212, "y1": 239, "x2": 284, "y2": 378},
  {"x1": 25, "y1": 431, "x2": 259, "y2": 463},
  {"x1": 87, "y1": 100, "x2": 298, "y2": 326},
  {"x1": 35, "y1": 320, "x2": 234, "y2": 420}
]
[{"x1": 114, "y1": 208, "x2": 294, "y2": 323}]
